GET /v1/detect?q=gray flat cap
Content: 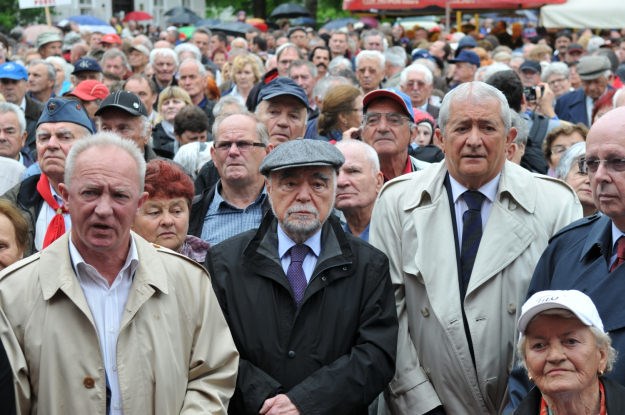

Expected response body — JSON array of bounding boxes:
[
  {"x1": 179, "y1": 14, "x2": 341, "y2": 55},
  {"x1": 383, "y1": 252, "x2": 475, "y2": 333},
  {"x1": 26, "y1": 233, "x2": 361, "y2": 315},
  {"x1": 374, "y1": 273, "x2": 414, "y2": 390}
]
[
  {"x1": 260, "y1": 139, "x2": 344, "y2": 176},
  {"x1": 577, "y1": 55, "x2": 611, "y2": 80}
]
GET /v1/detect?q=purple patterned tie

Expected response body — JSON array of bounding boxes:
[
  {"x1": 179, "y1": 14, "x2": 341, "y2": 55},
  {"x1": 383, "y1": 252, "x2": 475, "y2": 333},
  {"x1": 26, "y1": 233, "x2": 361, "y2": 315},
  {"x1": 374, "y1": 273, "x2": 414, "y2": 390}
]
[{"x1": 287, "y1": 244, "x2": 309, "y2": 305}]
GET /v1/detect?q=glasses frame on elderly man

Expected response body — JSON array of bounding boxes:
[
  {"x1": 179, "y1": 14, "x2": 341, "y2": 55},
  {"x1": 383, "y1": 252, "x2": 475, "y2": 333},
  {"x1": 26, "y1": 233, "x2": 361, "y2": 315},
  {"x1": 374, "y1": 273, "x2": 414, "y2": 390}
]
[
  {"x1": 364, "y1": 112, "x2": 411, "y2": 127},
  {"x1": 213, "y1": 140, "x2": 267, "y2": 152},
  {"x1": 579, "y1": 156, "x2": 625, "y2": 175}
]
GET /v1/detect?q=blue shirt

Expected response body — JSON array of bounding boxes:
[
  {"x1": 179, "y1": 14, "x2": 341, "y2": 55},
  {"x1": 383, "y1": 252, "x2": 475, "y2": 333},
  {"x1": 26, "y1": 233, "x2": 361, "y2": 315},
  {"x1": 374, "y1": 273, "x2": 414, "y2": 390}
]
[
  {"x1": 201, "y1": 182, "x2": 266, "y2": 245},
  {"x1": 277, "y1": 225, "x2": 321, "y2": 283}
]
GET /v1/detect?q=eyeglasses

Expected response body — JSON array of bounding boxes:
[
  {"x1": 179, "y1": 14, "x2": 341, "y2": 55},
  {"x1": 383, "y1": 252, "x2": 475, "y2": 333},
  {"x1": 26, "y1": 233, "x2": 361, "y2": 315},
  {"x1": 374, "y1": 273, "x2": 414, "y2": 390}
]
[
  {"x1": 364, "y1": 112, "x2": 410, "y2": 127},
  {"x1": 579, "y1": 157, "x2": 625, "y2": 174},
  {"x1": 213, "y1": 140, "x2": 266, "y2": 151}
]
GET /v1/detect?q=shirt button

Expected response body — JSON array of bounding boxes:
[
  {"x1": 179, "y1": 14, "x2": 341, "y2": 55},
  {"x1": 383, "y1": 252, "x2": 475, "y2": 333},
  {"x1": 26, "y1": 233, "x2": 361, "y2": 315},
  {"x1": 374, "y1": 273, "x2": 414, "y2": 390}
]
[
  {"x1": 287, "y1": 350, "x2": 296, "y2": 358},
  {"x1": 421, "y1": 307, "x2": 430, "y2": 317},
  {"x1": 83, "y1": 376, "x2": 95, "y2": 389},
  {"x1": 507, "y1": 303, "x2": 517, "y2": 314}
]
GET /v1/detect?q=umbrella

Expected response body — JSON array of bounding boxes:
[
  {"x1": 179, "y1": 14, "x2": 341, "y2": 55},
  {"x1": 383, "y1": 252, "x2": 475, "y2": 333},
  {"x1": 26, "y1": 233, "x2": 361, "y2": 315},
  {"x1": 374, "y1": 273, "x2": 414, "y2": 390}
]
[
  {"x1": 195, "y1": 18, "x2": 222, "y2": 28},
  {"x1": 164, "y1": 6, "x2": 198, "y2": 17},
  {"x1": 246, "y1": 17, "x2": 268, "y2": 32},
  {"x1": 210, "y1": 21, "x2": 255, "y2": 37},
  {"x1": 23, "y1": 25, "x2": 62, "y2": 45},
  {"x1": 166, "y1": 13, "x2": 201, "y2": 26},
  {"x1": 269, "y1": 3, "x2": 311, "y2": 19},
  {"x1": 321, "y1": 17, "x2": 358, "y2": 31},
  {"x1": 178, "y1": 26, "x2": 196, "y2": 40},
  {"x1": 67, "y1": 16, "x2": 110, "y2": 26},
  {"x1": 290, "y1": 16, "x2": 316, "y2": 26},
  {"x1": 123, "y1": 11, "x2": 153, "y2": 22},
  {"x1": 360, "y1": 16, "x2": 379, "y2": 28}
]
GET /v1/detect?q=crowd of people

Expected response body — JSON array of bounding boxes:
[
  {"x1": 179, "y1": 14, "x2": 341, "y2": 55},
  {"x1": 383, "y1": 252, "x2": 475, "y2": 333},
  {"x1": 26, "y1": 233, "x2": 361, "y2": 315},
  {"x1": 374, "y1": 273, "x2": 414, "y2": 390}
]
[{"x1": 0, "y1": 13, "x2": 625, "y2": 414}]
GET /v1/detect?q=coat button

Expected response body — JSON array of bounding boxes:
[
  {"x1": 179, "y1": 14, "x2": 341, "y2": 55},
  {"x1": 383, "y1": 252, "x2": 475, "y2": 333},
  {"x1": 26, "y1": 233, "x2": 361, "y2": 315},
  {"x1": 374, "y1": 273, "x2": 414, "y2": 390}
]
[
  {"x1": 287, "y1": 350, "x2": 296, "y2": 358},
  {"x1": 83, "y1": 376, "x2": 95, "y2": 389},
  {"x1": 507, "y1": 303, "x2": 516, "y2": 314},
  {"x1": 321, "y1": 275, "x2": 327, "y2": 282},
  {"x1": 342, "y1": 266, "x2": 348, "y2": 271},
  {"x1": 421, "y1": 307, "x2": 430, "y2": 317}
]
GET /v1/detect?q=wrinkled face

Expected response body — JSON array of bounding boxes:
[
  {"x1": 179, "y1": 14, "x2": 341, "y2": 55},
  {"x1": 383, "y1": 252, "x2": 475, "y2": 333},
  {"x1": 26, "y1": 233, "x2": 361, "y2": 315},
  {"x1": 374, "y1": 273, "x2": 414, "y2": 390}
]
[
  {"x1": 191, "y1": 32, "x2": 210, "y2": 56},
  {"x1": 401, "y1": 70, "x2": 433, "y2": 107},
  {"x1": 36, "y1": 121, "x2": 88, "y2": 183},
  {"x1": 257, "y1": 97, "x2": 307, "y2": 144},
  {"x1": 60, "y1": 146, "x2": 147, "y2": 257},
  {"x1": 329, "y1": 33, "x2": 348, "y2": 56},
  {"x1": 336, "y1": 145, "x2": 382, "y2": 212},
  {"x1": 178, "y1": 61, "x2": 205, "y2": 100},
  {"x1": 124, "y1": 78, "x2": 156, "y2": 114},
  {"x1": 0, "y1": 78, "x2": 27, "y2": 105},
  {"x1": 160, "y1": 98, "x2": 186, "y2": 122},
  {"x1": 289, "y1": 65, "x2": 315, "y2": 99},
  {"x1": 363, "y1": 35, "x2": 384, "y2": 51},
  {"x1": 356, "y1": 57, "x2": 384, "y2": 94},
  {"x1": 267, "y1": 166, "x2": 335, "y2": 243},
  {"x1": 234, "y1": 63, "x2": 256, "y2": 89},
  {"x1": 0, "y1": 213, "x2": 23, "y2": 271},
  {"x1": 0, "y1": 111, "x2": 25, "y2": 160},
  {"x1": 547, "y1": 73, "x2": 571, "y2": 98},
  {"x1": 102, "y1": 56, "x2": 127, "y2": 78},
  {"x1": 210, "y1": 113, "x2": 268, "y2": 186},
  {"x1": 452, "y1": 62, "x2": 477, "y2": 84},
  {"x1": 133, "y1": 197, "x2": 189, "y2": 252},
  {"x1": 524, "y1": 314, "x2": 606, "y2": 399},
  {"x1": 565, "y1": 161, "x2": 594, "y2": 212},
  {"x1": 39, "y1": 41, "x2": 62, "y2": 58},
  {"x1": 361, "y1": 98, "x2": 412, "y2": 160},
  {"x1": 128, "y1": 49, "x2": 149, "y2": 69},
  {"x1": 98, "y1": 109, "x2": 148, "y2": 152},
  {"x1": 27, "y1": 63, "x2": 54, "y2": 94},
  {"x1": 277, "y1": 47, "x2": 300, "y2": 76},
  {"x1": 153, "y1": 55, "x2": 177, "y2": 85},
  {"x1": 438, "y1": 95, "x2": 514, "y2": 190},
  {"x1": 583, "y1": 76, "x2": 609, "y2": 101}
]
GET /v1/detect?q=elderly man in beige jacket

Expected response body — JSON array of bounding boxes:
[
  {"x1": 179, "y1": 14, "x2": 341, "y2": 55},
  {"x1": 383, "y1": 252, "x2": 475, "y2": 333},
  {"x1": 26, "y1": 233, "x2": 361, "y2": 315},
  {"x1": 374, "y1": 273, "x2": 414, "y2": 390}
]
[
  {"x1": 370, "y1": 81, "x2": 581, "y2": 414},
  {"x1": 0, "y1": 133, "x2": 238, "y2": 414}
]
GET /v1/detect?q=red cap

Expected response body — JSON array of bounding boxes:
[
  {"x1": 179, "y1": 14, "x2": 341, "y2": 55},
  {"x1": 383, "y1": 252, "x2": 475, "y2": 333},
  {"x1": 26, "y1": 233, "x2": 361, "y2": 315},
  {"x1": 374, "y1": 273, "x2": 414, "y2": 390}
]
[
  {"x1": 66, "y1": 80, "x2": 110, "y2": 102},
  {"x1": 101, "y1": 33, "x2": 122, "y2": 45}
]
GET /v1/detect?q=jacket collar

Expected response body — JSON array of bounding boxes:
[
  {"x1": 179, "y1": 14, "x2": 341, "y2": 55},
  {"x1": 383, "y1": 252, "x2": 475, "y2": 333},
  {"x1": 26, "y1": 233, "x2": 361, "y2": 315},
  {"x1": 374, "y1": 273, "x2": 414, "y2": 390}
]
[{"x1": 579, "y1": 214, "x2": 612, "y2": 263}]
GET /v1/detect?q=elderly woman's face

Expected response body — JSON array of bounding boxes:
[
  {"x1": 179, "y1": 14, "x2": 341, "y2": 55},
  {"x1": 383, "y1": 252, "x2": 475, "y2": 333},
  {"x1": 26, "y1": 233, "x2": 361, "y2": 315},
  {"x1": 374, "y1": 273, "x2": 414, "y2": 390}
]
[
  {"x1": 565, "y1": 161, "x2": 594, "y2": 212},
  {"x1": 133, "y1": 197, "x2": 190, "y2": 252},
  {"x1": 549, "y1": 132, "x2": 585, "y2": 169},
  {"x1": 0, "y1": 213, "x2": 23, "y2": 270},
  {"x1": 524, "y1": 314, "x2": 607, "y2": 397}
]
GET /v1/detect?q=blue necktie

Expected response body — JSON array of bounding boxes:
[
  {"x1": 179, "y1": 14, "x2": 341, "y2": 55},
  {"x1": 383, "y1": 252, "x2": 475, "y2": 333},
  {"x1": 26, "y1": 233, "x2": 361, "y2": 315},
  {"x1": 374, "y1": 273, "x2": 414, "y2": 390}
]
[
  {"x1": 460, "y1": 190, "x2": 485, "y2": 298},
  {"x1": 287, "y1": 244, "x2": 309, "y2": 305}
]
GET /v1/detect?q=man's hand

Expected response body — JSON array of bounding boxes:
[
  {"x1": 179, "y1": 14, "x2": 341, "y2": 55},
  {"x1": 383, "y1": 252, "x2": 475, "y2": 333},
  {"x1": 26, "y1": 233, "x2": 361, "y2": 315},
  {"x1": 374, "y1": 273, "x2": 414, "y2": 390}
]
[{"x1": 259, "y1": 394, "x2": 300, "y2": 415}]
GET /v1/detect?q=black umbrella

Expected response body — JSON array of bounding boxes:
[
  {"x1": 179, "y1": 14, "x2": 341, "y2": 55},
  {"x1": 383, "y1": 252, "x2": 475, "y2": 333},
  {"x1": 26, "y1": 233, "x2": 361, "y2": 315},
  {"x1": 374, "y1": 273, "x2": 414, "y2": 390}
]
[
  {"x1": 166, "y1": 12, "x2": 200, "y2": 26},
  {"x1": 195, "y1": 18, "x2": 221, "y2": 28},
  {"x1": 164, "y1": 6, "x2": 197, "y2": 17},
  {"x1": 210, "y1": 21, "x2": 255, "y2": 37},
  {"x1": 269, "y1": 3, "x2": 311, "y2": 19}
]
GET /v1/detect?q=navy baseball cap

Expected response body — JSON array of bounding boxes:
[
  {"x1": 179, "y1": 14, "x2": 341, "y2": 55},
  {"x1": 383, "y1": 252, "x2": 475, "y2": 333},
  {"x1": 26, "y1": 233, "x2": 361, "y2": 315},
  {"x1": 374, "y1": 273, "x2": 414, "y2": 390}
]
[
  {"x1": 37, "y1": 98, "x2": 95, "y2": 133},
  {"x1": 0, "y1": 62, "x2": 27, "y2": 81},
  {"x1": 449, "y1": 50, "x2": 481, "y2": 68},
  {"x1": 256, "y1": 77, "x2": 309, "y2": 109},
  {"x1": 520, "y1": 60, "x2": 541, "y2": 74},
  {"x1": 95, "y1": 90, "x2": 148, "y2": 117},
  {"x1": 72, "y1": 57, "x2": 102, "y2": 75},
  {"x1": 363, "y1": 88, "x2": 415, "y2": 123}
]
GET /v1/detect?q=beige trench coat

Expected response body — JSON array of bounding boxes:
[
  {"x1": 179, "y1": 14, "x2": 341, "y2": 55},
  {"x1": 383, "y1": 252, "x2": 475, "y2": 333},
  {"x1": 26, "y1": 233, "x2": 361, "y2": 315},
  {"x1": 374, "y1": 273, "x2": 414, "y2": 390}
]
[
  {"x1": 0, "y1": 232, "x2": 239, "y2": 414},
  {"x1": 370, "y1": 161, "x2": 582, "y2": 414}
]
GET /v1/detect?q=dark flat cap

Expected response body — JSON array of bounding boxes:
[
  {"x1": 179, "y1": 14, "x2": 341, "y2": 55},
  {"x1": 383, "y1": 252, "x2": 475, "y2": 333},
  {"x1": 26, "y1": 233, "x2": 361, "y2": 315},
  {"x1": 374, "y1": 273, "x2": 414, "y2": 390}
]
[
  {"x1": 37, "y1": 97, "x2": 95, "y2": 133},
  {"x1": 95, "y1": 90, "x2": 148, "y2": 117},
  {"x1": 259, "y1": 139, "x2": 344, "y2": 176},
  {"x1": 577, "y1": 55, "x2": 611, "y2": 80}
]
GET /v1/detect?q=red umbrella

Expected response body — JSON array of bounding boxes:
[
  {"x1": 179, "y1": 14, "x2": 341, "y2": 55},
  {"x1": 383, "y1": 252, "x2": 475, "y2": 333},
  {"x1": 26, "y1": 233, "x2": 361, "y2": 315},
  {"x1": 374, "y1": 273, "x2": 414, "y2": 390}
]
[{"x1": 123, "y1": 11, "x2": 153, "y2": 22}]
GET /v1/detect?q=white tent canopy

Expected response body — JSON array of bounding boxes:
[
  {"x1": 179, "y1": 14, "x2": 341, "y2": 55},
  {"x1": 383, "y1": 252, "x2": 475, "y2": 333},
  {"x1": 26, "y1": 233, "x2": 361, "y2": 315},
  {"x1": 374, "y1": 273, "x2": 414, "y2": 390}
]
[{"x1": 541, "y1": 0, "x2": 625, "y2": 29}]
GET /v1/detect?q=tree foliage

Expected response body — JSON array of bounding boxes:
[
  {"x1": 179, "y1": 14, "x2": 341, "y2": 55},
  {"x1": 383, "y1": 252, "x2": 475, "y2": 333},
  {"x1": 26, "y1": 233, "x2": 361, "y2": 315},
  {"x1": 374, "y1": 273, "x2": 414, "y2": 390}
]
[{"x1": 0, "y1": 0, "x2": 47, "y2": 31}]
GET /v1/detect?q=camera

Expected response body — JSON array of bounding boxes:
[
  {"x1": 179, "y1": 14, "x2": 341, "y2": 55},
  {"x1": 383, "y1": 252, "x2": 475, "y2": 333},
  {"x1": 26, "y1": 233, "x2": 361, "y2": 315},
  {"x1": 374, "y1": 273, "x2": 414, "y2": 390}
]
[{"x1": 523, "y1": 85, "x2": 545, "y2": 102}]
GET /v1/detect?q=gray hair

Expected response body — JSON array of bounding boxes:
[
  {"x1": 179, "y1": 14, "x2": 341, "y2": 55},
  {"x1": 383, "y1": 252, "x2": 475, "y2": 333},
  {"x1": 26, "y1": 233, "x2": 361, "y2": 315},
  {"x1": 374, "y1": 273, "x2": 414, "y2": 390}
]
[
  {"x1": 45, "y1": 56, "x2": 73, "y2": 83},
  {"x1": 213, "y1": 95, "x2": 247, "y2": 118},
  {"x1": 64, "y1": 132, "x2": 146, "y2": 190},
  {"x1": 400, "y1": 63, "x2": 433, "y2": 86},
  {"x1": 101, "y1": 48, "x2": 131, "y2": 72},
  {"x1": 555, "y1": 141, "x2": 586, "y2": 180},
  {"x1": 313, "y1": 75, "x2": 352, "y2": 102},
  {"x1": 176, "y1": 57, "x2": 206, "y2": 79},
  {"x1": 328, "y1": 56, "x2": 353, "y2": 75},
  {"x1": 28, "y1": 59, "x2": 57, "y2": 88},
  {"x1": 173, "y1": 141, "x2": 212, "y2": 180},
  {"x1": 276, "y1": 42, "x2": 302, "y2": 61},
  {"x1": 355, "y1": 50, "x2": 385, "y2": 70},
  {"x1": 384, "y1": 46, "x2": 407, "y2": 69},
  {"x1": 288, "y1": 59, "x2": 318, "y2": 78},
  {"x1": 516, "y1": 309, "x2": 617, "y2": 373},
  {"x1": 335, "y1": 139, "x2": 380, "y2": 173},
  {"x1": 541, "y1": 62, "x2": 570, "y2": 82},
  {"x1": 149, "y1": 48, "x2": 179, "y2": 67},
  {"x1": 439, "y1": 81, "x2": 511, "y2": 136},
  {"x1": 174, "y1": 43, "x2": 202, "y2": 62},
  {"x1": 0, "y1": 101, "x2": 26, "y2": 134},
  {"x1": 613, "y1": 88, "x2": 625, "y2": 108},
  {"x1": 212, "y1": 111, "x2": 269, "y2": 146},
  {"x1": 511, "y1": 112, "x2": 528, "y2": 146}
]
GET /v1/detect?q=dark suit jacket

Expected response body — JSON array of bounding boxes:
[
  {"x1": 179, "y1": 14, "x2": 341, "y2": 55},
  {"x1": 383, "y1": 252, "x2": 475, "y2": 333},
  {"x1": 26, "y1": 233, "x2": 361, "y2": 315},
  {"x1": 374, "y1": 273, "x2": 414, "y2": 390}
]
[
  {"x1": 23, "y1": 95, "x2": 44, "y2": 158},
  {"x1": 426, "y1": 103, "x2": 440, "y2": 120},
  {"x1": 555, "y1": 88, "x2": 588, "y2": 126}
]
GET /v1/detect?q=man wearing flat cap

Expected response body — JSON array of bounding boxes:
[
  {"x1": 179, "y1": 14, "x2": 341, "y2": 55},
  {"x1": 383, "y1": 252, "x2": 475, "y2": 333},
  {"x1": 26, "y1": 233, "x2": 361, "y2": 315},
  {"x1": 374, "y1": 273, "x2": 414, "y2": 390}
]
[
  {"x1": 556, "y1": 55, "x2": 613, "y2": 126},
  {"x1": 1, "y1": 97, "x2": 94, "y2": 255},
  {"x1": 36, "y1": 32, "x2": 63, "y2": 59},
  {"x1": 95, "y1": 90, "x2": 157, "y2": 161},
  {"x1": 207, "y1": 139, "x2": 398, "y2": 414}
]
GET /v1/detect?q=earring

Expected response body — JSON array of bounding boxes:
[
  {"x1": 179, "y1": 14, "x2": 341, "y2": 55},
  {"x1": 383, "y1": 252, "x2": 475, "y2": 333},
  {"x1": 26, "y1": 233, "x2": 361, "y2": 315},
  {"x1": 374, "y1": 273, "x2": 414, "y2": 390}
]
[
  {"x1": 528, "y1": 375, "x2": 533, "y2": 381},
  {"x1": 599, "y1": 369, "x2": 604, "y2": 376}
]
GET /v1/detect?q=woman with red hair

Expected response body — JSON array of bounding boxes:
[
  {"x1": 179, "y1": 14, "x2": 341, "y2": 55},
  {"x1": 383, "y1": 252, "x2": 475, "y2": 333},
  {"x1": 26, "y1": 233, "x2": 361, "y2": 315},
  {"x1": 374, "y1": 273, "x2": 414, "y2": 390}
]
[{"x1": 132, "y1": 159, "x2": 209, "y2": 262}]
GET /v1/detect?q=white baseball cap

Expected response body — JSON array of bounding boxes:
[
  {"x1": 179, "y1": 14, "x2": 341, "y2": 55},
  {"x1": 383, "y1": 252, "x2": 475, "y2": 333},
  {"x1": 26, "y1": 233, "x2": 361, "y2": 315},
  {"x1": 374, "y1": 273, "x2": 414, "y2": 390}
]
[{"x1": 517, "y1": 290, "x2": 604, "y2": 334}]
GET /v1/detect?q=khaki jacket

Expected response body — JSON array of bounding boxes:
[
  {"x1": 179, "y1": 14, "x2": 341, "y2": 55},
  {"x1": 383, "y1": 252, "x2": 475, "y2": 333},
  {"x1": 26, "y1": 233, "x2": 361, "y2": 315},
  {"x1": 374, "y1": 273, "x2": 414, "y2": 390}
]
[
  {"x1": 0, "y1": 232, "x2": 239, "y2": 414},
  {"x1": 370, "y1": 161, "x2": 582, "y2": 414}
]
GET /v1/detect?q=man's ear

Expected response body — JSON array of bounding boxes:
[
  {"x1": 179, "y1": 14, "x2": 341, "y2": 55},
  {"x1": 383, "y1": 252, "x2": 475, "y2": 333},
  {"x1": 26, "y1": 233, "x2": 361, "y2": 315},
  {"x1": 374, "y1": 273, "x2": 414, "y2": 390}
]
[{"x1": 59, "y1": 183, "x2": 69, "y2": 208}]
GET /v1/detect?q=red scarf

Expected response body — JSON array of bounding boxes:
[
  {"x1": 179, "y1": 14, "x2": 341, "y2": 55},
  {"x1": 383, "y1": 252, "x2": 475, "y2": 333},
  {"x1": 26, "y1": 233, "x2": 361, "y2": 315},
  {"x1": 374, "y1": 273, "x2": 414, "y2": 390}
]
[
  {"x1": 36, "y1": 174, "x2": 69, "y2": 248},
  {"x1": 539, "y1": 380, "x2": 606, "y2": 415}
]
